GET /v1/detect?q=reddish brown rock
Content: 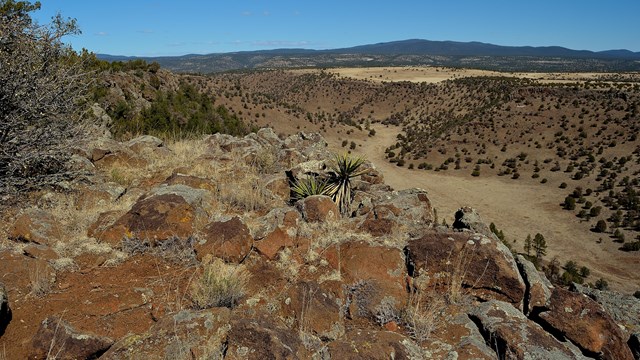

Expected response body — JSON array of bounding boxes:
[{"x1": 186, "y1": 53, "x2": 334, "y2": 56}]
[
  {"x1": 297, "y1": 195, "x2": 338, "y2": 223},
  {"x1": 405, "y1": 231, "x2": 525, "y2": 306},
  {"x1": 537, "y1": 288, "x2": 634, "y2": 360},
  {"x1": 75, "y1": 183, "x2": 126, "y2": 210},
  {"x1": 22, "y1": 244, "x2": 59, "y2": 261},
  {"x1": 265, "y1": 174, "x2": 291, "y2": 202},
  {"x1": 327, "y1": 329, "x2": 421, "y2": 359},
  {"x1": 281, "y1": 281, "x2": 344, "y2": 340},
  {"x1": 9, "y1": 209, "x2": 61, "y2": 246},
  {"x1": 30, "y1": 317, "x2": 113, "y2": 360},
  {"x1": 469, "y1": 300, "x2": 583, "y2": 359},
  {"x1": 91, "y1": 148, "x2": 110, "y2": 162},
  {"x1": 101, "y1": 308, "x2": 231, "y2": 359},
  {"x1": 88, "y1": 210, "x2": 123, "y2": 243},
  {"x1": 195, "y1": 217, "x2": 253, "y2": 263},
  {"x1": 254, "y1": 227, "x2": 295, "y2": 260},
  {"x1": 339, "y1": 241, "x2": 408, "y2": 319},
  {"x1": 163, "y1": 173, "x2": 217, "y2": 192},
  {"x1": 227, "y1": 317, "x2": 309, "y2": 359},
  {"x1": 102, "y1": 193, "x2": 196, "y2": 246}
]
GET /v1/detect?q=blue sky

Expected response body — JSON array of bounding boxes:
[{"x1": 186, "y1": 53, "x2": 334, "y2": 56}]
[{"x1": 32, "y1": 1, "x2": 640, "y2": 56}]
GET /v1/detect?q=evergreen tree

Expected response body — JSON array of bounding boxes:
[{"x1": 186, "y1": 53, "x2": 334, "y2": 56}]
[
  {"x1": 524, "y1": 234, "x2": 532, "y2": 256},
  {"x1": 533, "y1": 233, "x2": 547, "y2": 260}
]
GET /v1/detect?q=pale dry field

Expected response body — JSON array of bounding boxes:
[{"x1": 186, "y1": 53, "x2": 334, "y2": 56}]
[
  {"x1": 324, "y1": 66, "x2": 640, "y2": 84},
  {"x1": 326, "y1": 125, "x2": 640, "y2": 293}
]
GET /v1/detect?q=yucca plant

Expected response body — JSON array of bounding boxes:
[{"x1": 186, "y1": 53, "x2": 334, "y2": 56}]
[
  {"x1": 291, "y1": 176, "x2": 330, "y2": 201},
  {"x1": 326, "y1": 154, "x2": 369, "y2": 214}
]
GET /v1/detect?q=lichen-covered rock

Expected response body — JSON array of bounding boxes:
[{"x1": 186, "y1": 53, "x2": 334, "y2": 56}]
[
  {"x1": 9, "y1": 209, "x2": 61, "y2": 246},
  {"x1": 452, "y1": 207, "x2": 496, "y2": 240},
  {"x1": 516, "y1": 254, "x2": 553, "y2": 315},
  {"x1": 406, "y1": 231, "x2": 525, "y2": 307},
  {"x1": 98, "y1": 184, "x2": 210, "y2": 246},
  {"x1": 571, "y1": 283, "x2": 640, "y2": 334},
  {"x1": 537, "y1": 287, "x2": 634, "y2": 360},
  {"x1": 297, "y1": 195, "x2": 339, "y2": 223},
  {"x1": 227, "y1": 316, "x2": 310, "y2": 359},
  {"x1": 30, "y1": 317, "x2": 113, "y2": 360},
  {"x1": 101, "y1": 308, "x2": 231, "y2": 359},
  {"x1": 327, "y1": 329, "x2": 426, "y2": 359},
  {"x1": 356, "y1": 188, "x2": 434, "y2": 236},
  {"x1": 195, "y1": 216, "x2": 253, "y2": 263},
  {"x1": 338, "y1": 241, "x2": 408, "y2": 320},
  {"x1": 254, "y1": 226, "x2": 295, "y2": 260},
  {"x1": 469, "y1": 300, "x2": 584, "y2": 359},
  {"x1": 126, "y1": 134, "x2": 163, "y2": 153},
  {"x1": 281, "y1": 281, "x2": 344, "y2": 340}
]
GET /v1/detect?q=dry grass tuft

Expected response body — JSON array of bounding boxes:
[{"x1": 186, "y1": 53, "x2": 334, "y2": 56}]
[
  {"x1": 401, "y1": 292, "x2": 444, "y2": 343},
  {"x1": 190, "y1": 258, "x2": 250, "y2": 309},
  {"x1": 29, "y1": 263, "x2": 52, "y2": 298}
]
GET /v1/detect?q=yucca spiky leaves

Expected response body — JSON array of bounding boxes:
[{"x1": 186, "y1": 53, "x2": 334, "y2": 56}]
[
  {"x1": 291, "y1": 176, "x2": 329, "y2": 201},
  {"x1": 326, "y1": 154, "x2": 368, "y2": 215}
]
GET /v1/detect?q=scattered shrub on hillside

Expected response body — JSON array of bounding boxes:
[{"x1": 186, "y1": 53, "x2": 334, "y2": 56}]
[{"x1": 593, "y1": 219, "x2": 607, "y2": 233}]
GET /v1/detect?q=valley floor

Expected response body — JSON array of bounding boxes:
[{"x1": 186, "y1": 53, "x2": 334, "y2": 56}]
[{"x1": 334, "y1": 124, "x2": 640, "y2": 293}]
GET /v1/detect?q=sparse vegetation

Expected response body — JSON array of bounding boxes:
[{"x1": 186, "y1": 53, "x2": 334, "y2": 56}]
[{"x1": 190, "y1": 259, "x2": 249, "y2": 309}]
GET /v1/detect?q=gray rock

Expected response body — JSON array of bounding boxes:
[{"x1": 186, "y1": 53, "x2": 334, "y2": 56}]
[
  {"x1": 516, "y1": 255, "x2": 553, "y2": 315},
  {"x1": 571, "y1": 283, "x2": 640, "y2": 334},
  {"x1": 453, "y1": 206, "x2": 497, "y2": 241},
  {"x1": 102, "y1": 308, "x2": 231, "y2": 359},
  {"x1": 469, "y1": 300, "x2": 586, "y2": 359},
  {"x1": 126, "y1": 134, "x2": 164, "y2": 153}
]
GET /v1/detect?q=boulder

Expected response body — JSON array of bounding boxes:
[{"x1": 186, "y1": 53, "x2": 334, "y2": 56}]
[
  {"x1": 75, "y1": 182, "x2": 126, "y2": 210},
  {"x1": 297, "y1": 195, "x2": 339, "y2": 223},
  {"x1": 9, "y1": 209, "x2": 61, "y2": 246},
  {"x1": 405, "y1": 231, "x2": 525, "y2": 306},
  {"x1": 452, "y1": 207, "x2": 496, "y2": 240},
  {"x1": 254, "y1": 226, "x2": 295, "y2": 260},
  {"x1": 327, "y1": 329, "x2": 426, "y2": 359},
  {"x1": 571, "y1": 283, "x2": 640, "y2": 334},
  {"x1": 162, "y1": 173, "x2": 217, "y2": 192},
  {"x1": 338, "y1": 241, "x2": 408, "y2": 320},
  {"x1": 283, "y1": 132, "x2": 329, "y2": 160},
  {"x1": 516, "y1": 254, "x2": 553, "y2": 315},
  {"x1": 227, "y1": 317, "x2": 309, "y2": 359},
  {"x1": 255, "y1": 127, "x2": 282, "y2": 148},
  {"x1": 281, "y1": 281, "x2": 344, "y2": 340},
  {"x1": 536, "y1": 287, "x2": 634, "y2": 359},
  {"x1": 98, "y1": 184, "x2": 210, "y2": 246},
  {"x1": 0, "y1": 283, "x2": 10, "y2": 336},
  {"x1": 469, "y1": 300, "x2": 584, "y2": 359},
  {"x1": 356, "y1": 189, "x2": 434, "y2": 236},
  {"x1": 101, "y1": 308, "x2": 231, "y2": 359},
  {"x1": 248, "y1": 207, "x2": 300, "y2": 240},
  {"x1": 264, "y1": 174, "x2": 291, "y2": 202},
  {"x1": 126, "y1": 134, "x2": 163, "y2": 153},
  {"x1": 30, "y1": 317, "x2": 113, "y2": 360},
  {"x1": 195, "y1": 217, "x2": 253, "y2": 263}
]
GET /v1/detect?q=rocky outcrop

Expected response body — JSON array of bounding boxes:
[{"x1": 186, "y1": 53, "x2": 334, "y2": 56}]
[
  {"x1": 297, "y1": 194, "x2": 339, "y2": 223},
  {"x1": 406, "y1": 231, "x2": 525, "y2": 306},
  {"x1": 227, "y1": 317, "x2": 310, "y2": 359},
  {"x1": 194, "y1": 217, "x2": 253, "y2": 263},
  {"x1": 571, "y1": 283, "x2": 640, "y2": 334},
  {"x1": 469, "y1": 300, "x2": 584, "y2": 359},
  {"x1": 281, "y1": 281, "x2": 344, "y2": 341},
  {"x1": 327, "y1": 329, "x2": 425, "y2": 359},
  {"x1": 101, "y1": 308, "x2": 231, "y2": 359},
  {"x1": 516, "y1": 254, "x2": 553, "y2": 315},
  {"x1": 98, "y1": 184, "x2": 210, "y2": 246},
  {"x1": 536, "y1": 288, "x2": 634, "y2": 359},
  {"x1": 338, "y1": 241, "x2": 408, "y2": 320},
  {"x1": 9, "y1": 209, "x2": 61, "y2": 246},
  {"x1": 30, "y1": 317, "x2": 113, "y2": 360}
]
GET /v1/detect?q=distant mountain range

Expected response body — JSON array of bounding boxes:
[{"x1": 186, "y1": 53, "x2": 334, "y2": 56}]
[{"x1": 98, "y1": 39, "x2": 640, "y2": 73}]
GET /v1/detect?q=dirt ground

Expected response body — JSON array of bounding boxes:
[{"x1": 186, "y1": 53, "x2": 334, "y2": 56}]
[{"x1": 326, "y1": 124, "x2": 640, "y2": 294}]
